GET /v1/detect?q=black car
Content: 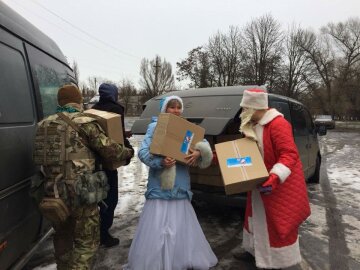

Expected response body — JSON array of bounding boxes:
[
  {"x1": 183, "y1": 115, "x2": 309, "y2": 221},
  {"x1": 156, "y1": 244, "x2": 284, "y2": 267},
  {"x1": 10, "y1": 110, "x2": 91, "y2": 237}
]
[{"x1": 314, "y1": 115, "x2": 335, "y2": 129}]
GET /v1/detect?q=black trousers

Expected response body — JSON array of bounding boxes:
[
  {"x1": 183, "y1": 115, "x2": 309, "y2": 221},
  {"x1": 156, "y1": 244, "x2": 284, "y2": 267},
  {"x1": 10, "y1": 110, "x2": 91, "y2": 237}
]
[{"x1": 99, "y1": 169, "x2": 118, "y2": 235}]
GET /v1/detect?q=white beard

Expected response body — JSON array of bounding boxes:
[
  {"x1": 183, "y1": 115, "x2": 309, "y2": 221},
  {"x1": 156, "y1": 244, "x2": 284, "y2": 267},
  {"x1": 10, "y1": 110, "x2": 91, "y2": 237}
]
[{"x1": 240, "y1": 108, "x2": 258, "y2": 141}]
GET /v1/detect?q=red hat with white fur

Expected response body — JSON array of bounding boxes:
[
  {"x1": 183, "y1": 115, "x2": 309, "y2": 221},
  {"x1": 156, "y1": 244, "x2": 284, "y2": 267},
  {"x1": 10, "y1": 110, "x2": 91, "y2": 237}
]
[{"x1": 240, "y1": 88, "x2": 268, "y2": 110}]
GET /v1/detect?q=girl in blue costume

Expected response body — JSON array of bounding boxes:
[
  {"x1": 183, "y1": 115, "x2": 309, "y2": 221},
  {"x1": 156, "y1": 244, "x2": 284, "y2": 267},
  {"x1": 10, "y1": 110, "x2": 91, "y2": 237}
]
[{"x1": 124, "y1": 96, "x2": 218, "y2": 270}]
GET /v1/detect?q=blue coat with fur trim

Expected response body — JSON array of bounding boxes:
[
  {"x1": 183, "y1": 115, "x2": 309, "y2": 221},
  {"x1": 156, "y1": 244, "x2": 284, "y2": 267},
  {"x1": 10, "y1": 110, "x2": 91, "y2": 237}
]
[{"x1": 138, "y1": 121, "x2": 212, "y2": 200}]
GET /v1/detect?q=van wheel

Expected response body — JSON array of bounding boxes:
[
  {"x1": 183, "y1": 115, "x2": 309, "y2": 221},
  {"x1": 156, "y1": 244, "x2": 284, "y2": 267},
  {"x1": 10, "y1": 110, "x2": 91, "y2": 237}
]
[{"x1": 308, "y1": 155, "x2": 321, "y2": 184}]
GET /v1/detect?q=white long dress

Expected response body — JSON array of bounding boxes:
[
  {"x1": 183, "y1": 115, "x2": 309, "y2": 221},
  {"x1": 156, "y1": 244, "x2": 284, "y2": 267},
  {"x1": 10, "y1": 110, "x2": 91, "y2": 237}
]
[{"x1": 123, "y1": 199, "x2": 218, "y2": 270}]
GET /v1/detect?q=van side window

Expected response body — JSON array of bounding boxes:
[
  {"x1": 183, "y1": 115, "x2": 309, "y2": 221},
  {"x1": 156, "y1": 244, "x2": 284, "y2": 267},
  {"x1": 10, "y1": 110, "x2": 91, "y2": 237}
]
[
  {"x1": 26, "y1": 45, "x2": 71, "y2": 118},
  {"x1": 269, "y1": 101, "x2": 291, "y2": 122},
  {"x1": 0, "y1": 43, "x2": 33, "y2": 123},
  {"x1": 290, "y1": 103, "x2": 309, "y2": 136}
]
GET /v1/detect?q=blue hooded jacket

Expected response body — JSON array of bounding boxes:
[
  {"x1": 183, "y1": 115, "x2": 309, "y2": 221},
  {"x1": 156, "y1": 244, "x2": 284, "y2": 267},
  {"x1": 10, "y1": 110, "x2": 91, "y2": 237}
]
[
  {"x1": 98, "y1": 83, "x2": 118, "y2": 102},
  {"x1": 138, "y1": 120, "x2": 193, "y2": 200}
]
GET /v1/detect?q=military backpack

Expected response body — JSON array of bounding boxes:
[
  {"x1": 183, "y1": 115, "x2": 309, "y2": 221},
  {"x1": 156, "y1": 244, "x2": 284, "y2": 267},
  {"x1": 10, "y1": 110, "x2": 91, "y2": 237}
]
[{"x1": 33, "y1": 112, "x2": 109, "y2": 221}]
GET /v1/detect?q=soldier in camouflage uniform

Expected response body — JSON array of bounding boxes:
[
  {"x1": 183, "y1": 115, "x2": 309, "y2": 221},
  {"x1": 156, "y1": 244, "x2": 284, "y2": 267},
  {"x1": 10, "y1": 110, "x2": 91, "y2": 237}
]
[{"x1": 33, "y1": 85, "x2": 133, "y2": 270}]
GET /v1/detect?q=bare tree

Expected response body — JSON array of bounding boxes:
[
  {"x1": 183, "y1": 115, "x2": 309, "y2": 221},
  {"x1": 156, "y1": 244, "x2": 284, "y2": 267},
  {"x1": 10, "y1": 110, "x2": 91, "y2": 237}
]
[
  {"x1": 298, "y1": 30, "x2": 337, "y2": 115},
  {"x1": 118, "y1": 79, "x2": 137, "y2": 114},
  {"x1": 87, "y1": 76, "x2": 111, "y2": 93},
  {"x1": 242, "y1": 14, "x2": 283, "y2": 90},
  {"x1": 139, "y1": 55, "x2": 175, "y2": 101},
  {"x1": 276, "y1": 26, "x2": 315, "y2": 99},
  {"x1": 322, "y1": 18, "x2": 360, "y2": 116},
  {"x1": 207, "y1": 26, "x2": 244, "y2": 86},
  {"x1": 323, "y1": 18, "x2": 360, "y2": 79},
  {"x1": 176, "y1": 46, "x2": 214, "y2": 88}
]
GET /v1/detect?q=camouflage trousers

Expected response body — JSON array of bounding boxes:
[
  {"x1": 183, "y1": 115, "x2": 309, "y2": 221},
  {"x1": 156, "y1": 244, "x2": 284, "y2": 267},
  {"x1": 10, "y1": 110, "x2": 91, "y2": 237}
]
[{"x1": 53, "y1": 204, "x2": 100, "y2": 270}]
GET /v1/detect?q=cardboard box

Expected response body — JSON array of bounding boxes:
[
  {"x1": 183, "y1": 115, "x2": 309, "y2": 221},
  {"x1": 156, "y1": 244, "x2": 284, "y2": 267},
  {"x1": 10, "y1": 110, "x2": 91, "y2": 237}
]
[
  {"x1": 150, "y1": 113, "x2": 205, "y2": 163},
  {"x1": 84, "y1": 109, "x2": 125, "y2": 170},
  {"x1": 215, "y1": 138, "x2": 269, "y2": 195},
  {"x1": 84, "y1": 109, "x2": 124, "y2": 144}
]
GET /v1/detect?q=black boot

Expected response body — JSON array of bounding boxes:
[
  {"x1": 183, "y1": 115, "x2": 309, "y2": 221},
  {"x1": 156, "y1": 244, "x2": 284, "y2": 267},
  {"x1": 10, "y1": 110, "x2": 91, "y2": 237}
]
[{"x1": 100, "y1": 232, "x2": 120, "y2": 248}]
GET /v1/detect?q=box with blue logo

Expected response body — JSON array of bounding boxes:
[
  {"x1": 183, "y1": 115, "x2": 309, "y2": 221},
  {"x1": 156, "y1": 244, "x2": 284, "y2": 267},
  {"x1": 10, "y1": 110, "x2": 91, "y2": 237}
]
[
  {"x1": 150, "y1": 113, "x2": 205, "y2": 163},
  {"x1": 215, "y1": 138, "x2": 269, "y2": 195}
]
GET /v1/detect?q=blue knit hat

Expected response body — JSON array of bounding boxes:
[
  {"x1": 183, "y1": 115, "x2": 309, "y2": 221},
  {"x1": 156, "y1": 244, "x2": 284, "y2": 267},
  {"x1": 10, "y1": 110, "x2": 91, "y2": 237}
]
[{"x1": 159, "y1": 95, "x2": 184, "y2": 113}]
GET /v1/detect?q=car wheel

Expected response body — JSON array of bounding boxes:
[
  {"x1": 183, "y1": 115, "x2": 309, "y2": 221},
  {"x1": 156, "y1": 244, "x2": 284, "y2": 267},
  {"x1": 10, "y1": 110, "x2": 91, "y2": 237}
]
[{"x1": 308, "y1": 154, "x2": 321, "y2": 184}]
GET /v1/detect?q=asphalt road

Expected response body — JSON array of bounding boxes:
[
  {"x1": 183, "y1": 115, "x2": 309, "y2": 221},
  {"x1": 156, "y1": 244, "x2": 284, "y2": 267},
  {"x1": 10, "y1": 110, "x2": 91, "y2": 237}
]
[{"x1": 25, "y1": 128, "x2": 360, "y2": 270}]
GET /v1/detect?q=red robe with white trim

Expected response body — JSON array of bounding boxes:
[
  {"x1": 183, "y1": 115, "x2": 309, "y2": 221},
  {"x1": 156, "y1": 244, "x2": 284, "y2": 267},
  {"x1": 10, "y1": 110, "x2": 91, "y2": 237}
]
[{"x1": 242, "y1": 109, "x2": 311, "y2": 269}]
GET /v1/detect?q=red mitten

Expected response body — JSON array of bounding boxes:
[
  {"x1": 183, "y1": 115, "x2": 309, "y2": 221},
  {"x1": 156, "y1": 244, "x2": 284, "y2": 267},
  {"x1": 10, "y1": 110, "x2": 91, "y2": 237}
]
[{"x1": 259, "y1": 173, "x2": 280, "y2": 194}]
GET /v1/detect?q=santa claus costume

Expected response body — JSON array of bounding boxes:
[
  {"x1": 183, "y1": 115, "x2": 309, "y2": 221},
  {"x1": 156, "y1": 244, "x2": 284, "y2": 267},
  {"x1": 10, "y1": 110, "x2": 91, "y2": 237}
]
[{"x1": 240, "y1": 89, "x2": 311, "y2": 269}]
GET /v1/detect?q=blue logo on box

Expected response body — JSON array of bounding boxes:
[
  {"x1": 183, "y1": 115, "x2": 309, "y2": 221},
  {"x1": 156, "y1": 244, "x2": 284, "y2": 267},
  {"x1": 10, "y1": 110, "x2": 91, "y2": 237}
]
[
  {"x1": 180, "y1": 130, "x2": 194, "y2": 154},
  {"x1": 226, "y1": 156, "x2": 252, "y2": 167}
]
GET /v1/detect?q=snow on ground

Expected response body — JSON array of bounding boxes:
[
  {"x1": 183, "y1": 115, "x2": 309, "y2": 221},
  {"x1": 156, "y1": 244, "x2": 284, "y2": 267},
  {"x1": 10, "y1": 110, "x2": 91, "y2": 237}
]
[
  {"x1": 327, "y1": 144, "x2": 360, "y2": 190},
  {"x1": 319, "y1": 130, "x2": 360, "y2": 267},
  {"x1": 28, "y1": 127, "x2": 360, "y2": 270}
]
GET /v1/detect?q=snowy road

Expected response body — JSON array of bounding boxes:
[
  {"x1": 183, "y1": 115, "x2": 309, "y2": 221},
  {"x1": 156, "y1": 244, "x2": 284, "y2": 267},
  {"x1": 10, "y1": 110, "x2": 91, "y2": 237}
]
[{"x1": 25, "y1": 125, "x2": 360, "y2": 270}]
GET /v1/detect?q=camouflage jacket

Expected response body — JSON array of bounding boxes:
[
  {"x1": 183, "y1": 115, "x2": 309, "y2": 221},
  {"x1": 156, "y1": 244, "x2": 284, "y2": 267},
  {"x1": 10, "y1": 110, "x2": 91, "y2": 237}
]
[{"x1": 34, "y1": 111, "x2": 132, "y2": 180}]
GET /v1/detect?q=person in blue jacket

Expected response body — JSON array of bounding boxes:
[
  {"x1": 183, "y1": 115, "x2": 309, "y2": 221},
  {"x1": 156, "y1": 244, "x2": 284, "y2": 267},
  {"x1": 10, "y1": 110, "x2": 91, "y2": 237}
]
[{"x1": 124, "y1": 95, "x2": 218, "y2": 270}]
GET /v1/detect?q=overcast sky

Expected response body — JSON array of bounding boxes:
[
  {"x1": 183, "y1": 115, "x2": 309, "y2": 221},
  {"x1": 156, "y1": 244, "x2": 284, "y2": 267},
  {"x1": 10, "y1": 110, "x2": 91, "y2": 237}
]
[{"x1": 3, "y1": 0, "x2": 360, "y2": 89}]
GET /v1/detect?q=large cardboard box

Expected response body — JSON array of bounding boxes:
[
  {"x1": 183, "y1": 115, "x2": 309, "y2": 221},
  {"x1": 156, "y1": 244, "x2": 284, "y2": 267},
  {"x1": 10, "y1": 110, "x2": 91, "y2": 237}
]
[
  {"x1": 84, "y1": 109, "x2": 124, "y2": 144},
  {"x1": 84, "y1": 109, "x2": 125, "y2": 170},
  {"x1": 150, "y1": 113, "x2": 205, "y2": 163},
  {"x1": 215, "y1": 138, "x2": 269, "y2": 195}
]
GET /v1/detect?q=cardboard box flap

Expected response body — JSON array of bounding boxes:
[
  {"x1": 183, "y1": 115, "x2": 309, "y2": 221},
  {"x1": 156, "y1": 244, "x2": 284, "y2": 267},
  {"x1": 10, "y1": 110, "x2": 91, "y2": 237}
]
[{"x1": 85, "y1": 109, "x2": 117, "y2": 119}]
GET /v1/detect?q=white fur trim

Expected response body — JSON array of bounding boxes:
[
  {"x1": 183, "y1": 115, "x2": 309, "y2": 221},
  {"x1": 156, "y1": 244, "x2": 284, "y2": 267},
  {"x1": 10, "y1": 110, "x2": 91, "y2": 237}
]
[
  {"x1": 270, "y1": 163, "x2": 291, "y2": 183},
  {"x1": 258, "y1": 108, "x2": 283, "y2": 126},
  {"x1": 243, "y1": 190, "x2": 302, "y2": 269},
  {"x1": 194, "y1": 141, "x2": 213, "y2": 169},
  {"x1": 160, "y1": 165, "x2": 176, "y2": 190},
  {"x1": 160, "y1": 95, "x2": 184, "y2": 113},
  {"x1": 240, "y1": 89, "x2": 268, "y2": 110},
  {"x1": 254, "y1": 124, "x2": 264, "y2": 157}
]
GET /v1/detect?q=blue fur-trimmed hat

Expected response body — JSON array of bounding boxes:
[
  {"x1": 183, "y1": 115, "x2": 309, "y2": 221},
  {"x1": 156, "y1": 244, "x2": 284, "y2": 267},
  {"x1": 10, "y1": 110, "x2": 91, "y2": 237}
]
[{"x1": 159, "y1": 95, "x2": 184, "y2": 113}]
